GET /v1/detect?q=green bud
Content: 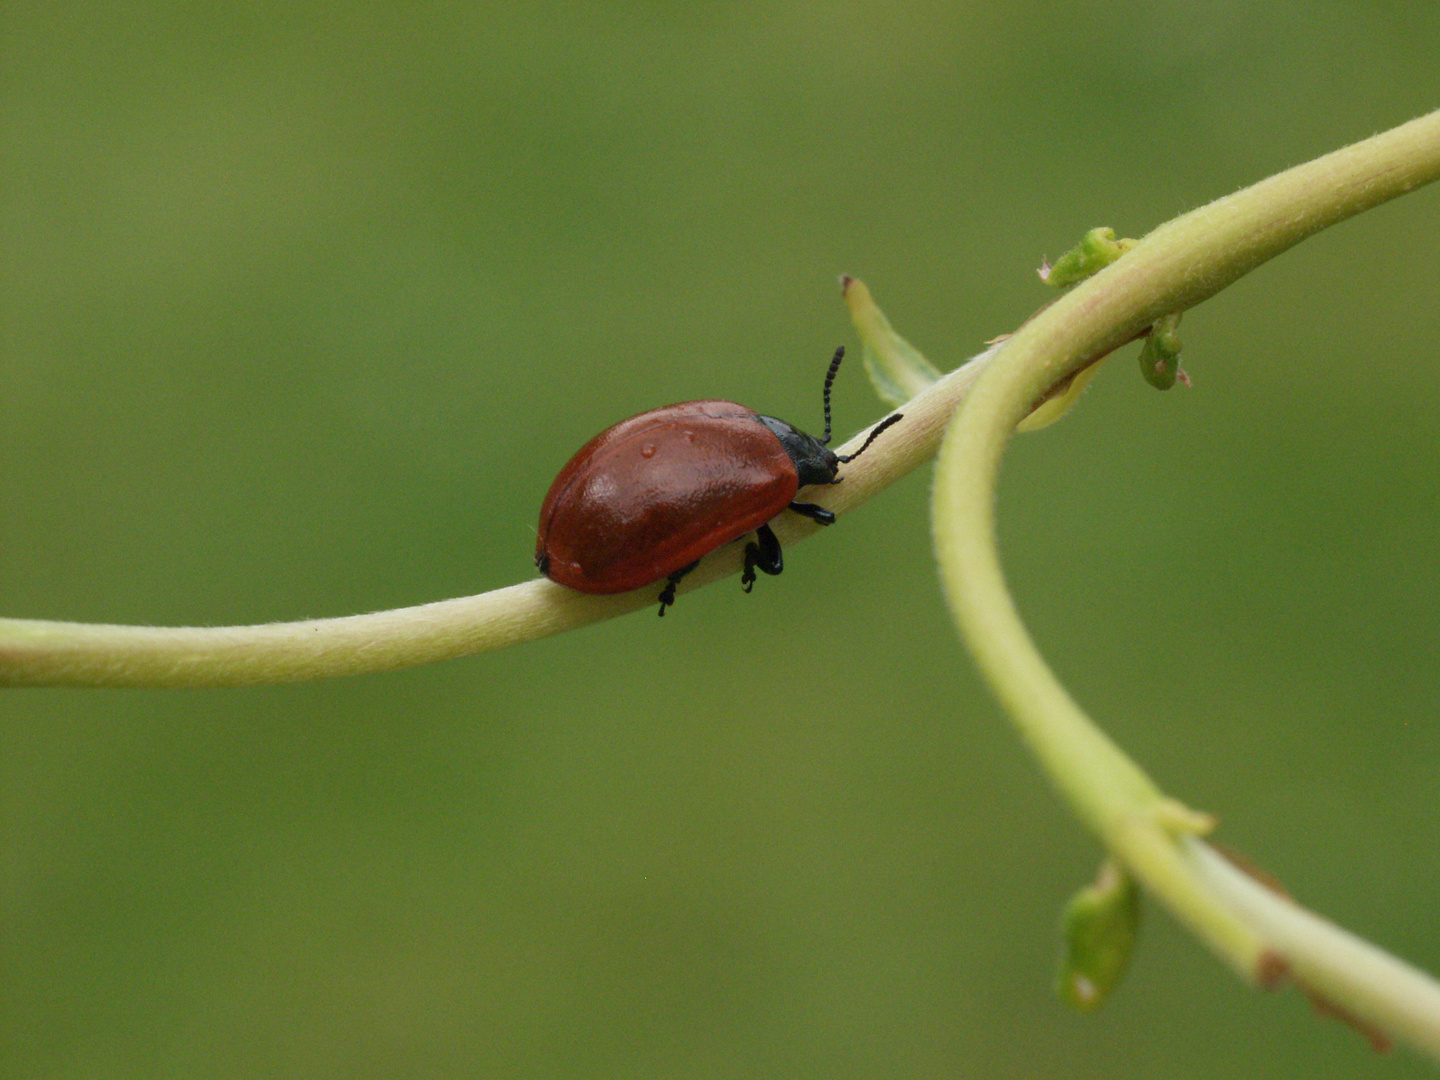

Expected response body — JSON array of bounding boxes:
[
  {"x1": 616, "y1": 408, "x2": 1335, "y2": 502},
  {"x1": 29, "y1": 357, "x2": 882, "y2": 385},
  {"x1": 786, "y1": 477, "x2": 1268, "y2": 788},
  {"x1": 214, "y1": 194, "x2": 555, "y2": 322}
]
[
  {"x1": 1056, "y1": 859, "x2": 1142, "y2": 1011},
  {"x1": 1040, "y1": 227, "x2": 1136, "y2": 288},
  {"x1": 1138, "y1": 313, "x2": 1184, "y2": 389}
]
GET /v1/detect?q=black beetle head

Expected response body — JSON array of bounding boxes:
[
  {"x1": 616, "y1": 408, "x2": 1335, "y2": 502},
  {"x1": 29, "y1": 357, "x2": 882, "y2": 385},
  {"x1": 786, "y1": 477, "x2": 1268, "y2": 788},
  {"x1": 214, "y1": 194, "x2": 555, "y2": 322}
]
[
  {"x1": 756, "y1": 345, "x2": 903, "y2": 486},
  {"x1": 756, "y1": 415, "x2": 842, "y2": 487}
]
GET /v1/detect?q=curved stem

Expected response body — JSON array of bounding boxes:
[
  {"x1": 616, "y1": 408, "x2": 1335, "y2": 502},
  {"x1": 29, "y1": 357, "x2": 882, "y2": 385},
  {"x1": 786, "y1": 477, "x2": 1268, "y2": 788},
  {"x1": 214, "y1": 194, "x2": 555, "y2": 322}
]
[{"x1": 932, "y1": 110, "x2": 1440, "y2": 1051}]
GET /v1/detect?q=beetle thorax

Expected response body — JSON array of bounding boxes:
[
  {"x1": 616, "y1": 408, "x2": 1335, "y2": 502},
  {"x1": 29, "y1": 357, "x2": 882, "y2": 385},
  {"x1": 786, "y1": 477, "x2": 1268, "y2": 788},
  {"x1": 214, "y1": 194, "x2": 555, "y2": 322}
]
[{"x1": 755, "y1": 415, "x2": 840, "y2": 488}]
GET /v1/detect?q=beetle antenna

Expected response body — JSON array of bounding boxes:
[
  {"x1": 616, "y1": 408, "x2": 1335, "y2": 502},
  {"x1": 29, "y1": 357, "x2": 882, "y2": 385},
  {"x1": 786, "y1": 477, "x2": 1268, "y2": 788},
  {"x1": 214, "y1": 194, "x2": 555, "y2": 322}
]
[
  {"x1": 835, "y1": 413, "x2": 903, "y2": 463},
  {"x1": 819, "y1": 345, "x2": 845, "y2": 445}
]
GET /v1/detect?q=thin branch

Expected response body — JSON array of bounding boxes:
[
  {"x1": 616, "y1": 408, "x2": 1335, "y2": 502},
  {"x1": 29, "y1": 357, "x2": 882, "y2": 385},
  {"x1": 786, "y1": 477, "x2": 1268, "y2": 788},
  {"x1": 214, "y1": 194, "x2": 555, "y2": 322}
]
[
  {"x1": 0, "y1": 391, "x2": 962, "y2": 686},
  {"x1": 931, "y1": 109, "x2": 1440, "y2": 1054}
]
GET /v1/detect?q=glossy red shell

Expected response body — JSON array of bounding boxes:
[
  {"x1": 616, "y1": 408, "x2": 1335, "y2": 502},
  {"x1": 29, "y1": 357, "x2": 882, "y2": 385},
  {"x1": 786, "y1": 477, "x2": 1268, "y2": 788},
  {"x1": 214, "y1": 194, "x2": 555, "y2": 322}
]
[{"x1": 536, "y1": 400, "x2": 800, "y2": 594}]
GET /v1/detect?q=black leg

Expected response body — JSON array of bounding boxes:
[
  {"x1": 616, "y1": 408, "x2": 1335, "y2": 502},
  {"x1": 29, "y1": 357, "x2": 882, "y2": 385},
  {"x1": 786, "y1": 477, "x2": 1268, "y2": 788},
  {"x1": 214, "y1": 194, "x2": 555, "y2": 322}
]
[
  {"x1": 741, "y1": 524, "x2": 784, "y2": 593},
  {"x1": 657, "y1": 560, "x2": 700, "y2": 616},
  {"x1": 788, "y1": 501, "x2": 836, "y2": 526}
]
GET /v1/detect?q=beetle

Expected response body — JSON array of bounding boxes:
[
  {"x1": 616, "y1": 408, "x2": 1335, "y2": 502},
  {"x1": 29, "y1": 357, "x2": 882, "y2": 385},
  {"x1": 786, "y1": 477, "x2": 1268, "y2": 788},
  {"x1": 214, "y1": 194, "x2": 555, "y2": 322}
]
[{"x1": 534, "y1": 345, "x2": 903, "y2": 615}]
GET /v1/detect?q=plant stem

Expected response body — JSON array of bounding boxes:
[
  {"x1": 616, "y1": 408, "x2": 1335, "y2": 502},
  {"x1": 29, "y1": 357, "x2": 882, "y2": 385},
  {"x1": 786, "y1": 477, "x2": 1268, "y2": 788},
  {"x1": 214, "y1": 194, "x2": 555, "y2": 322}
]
[{"x1": 932, "y1": 109, "x2": 1440, "y2": 1053}]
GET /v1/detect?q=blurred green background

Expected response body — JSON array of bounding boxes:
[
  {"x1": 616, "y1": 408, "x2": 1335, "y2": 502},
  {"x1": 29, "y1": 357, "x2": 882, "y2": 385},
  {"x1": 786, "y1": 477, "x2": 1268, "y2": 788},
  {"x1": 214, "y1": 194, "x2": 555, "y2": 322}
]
[{"x1": 4, "y1": 2, "x2": 1439, "y2": 1077}]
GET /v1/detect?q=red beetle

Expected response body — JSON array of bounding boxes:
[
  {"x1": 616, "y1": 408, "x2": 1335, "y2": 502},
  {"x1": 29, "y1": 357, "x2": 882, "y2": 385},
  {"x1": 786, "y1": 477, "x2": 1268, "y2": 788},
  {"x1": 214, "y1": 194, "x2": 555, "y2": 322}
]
[{"x1": 535, "y1": 346, "x2": 902, "y2": 615}]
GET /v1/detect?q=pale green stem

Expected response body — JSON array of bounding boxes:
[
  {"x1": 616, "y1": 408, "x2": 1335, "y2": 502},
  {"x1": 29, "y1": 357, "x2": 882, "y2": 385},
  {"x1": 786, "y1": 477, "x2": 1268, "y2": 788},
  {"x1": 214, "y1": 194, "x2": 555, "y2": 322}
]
[
  {"x1": 0, "y1": 343, "x2": 989, "y2": 687},
  {"x1": 0, "y1": 394, "x2": 932, "y2": 687},
  {"x1": 933, "y1": 109, "x2": 1440, "y2": 1053}
]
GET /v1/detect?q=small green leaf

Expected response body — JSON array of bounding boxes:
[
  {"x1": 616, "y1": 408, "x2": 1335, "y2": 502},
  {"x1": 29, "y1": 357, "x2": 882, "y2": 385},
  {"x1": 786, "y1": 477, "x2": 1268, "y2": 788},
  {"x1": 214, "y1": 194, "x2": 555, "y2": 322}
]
[
  {"x1": 1139, "y1": 312, "x2": 1185, "y2": 389},
  {"x1": 841, "y1": 275, "x2": 943, "y2": 407},
  {"x1": 1040, "y1": 227, "x2": 1136, "y2": 288},
  {"x1": 1056, "y1": 859, "x2": 1142, "y2": 1011}
]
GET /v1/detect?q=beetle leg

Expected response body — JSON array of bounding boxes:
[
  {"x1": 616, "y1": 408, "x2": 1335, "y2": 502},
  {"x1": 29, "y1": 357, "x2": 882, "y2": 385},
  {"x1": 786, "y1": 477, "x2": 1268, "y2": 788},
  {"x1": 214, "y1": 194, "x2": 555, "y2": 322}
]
[
  {"x1": 787, "y1": 501, "x2": 836, "y2": 526},
  {"x1": 657, "y1": 560, "x2": 700, "y2": 617},
  {"x1": 741, "y1": 524, "x2": 784, "y2": 593}
]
